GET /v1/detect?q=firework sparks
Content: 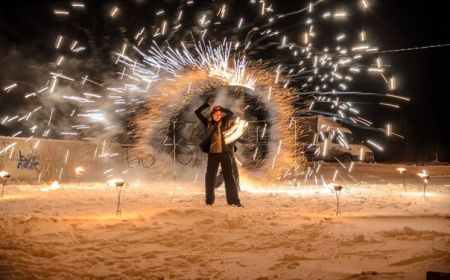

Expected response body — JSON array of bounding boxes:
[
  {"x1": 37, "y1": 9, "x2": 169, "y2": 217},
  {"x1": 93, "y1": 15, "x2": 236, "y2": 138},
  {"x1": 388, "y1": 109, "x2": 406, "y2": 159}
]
[
  {"x1": 0, "y1": 0, "x2": 409, "y2": 184},
  {"x1": 224, "y1": 118, "x2": 249, "y2": 144}
]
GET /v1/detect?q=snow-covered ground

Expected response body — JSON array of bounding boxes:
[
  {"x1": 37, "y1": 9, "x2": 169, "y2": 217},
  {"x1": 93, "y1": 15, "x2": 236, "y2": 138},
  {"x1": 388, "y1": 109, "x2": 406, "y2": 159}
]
[{"x1": 0, "y1": 163, "x2": 449, "y2": 279}]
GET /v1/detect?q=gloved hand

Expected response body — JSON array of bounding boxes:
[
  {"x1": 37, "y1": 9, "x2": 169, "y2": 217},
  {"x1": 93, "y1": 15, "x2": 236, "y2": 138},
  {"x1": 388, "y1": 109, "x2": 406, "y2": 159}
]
[{"x1": 207, "y1": 97, "x2": 215, "y2": 106}]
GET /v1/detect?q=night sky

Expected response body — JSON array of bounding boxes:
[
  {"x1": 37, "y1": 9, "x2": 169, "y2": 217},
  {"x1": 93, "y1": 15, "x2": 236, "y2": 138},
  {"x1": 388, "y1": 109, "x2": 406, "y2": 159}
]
[
  {"x1": 0, "y1": 0, "x2": 449, "y2": 162},
  {"x1": 363, "y1": 1, "x2": 450, "y2": 162}
]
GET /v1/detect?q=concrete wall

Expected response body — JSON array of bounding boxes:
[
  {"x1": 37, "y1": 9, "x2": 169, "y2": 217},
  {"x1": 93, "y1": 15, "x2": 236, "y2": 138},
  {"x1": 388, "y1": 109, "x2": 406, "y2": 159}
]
[{"x1": 0, "y1": 136, "x2": 205, "y2": 185}]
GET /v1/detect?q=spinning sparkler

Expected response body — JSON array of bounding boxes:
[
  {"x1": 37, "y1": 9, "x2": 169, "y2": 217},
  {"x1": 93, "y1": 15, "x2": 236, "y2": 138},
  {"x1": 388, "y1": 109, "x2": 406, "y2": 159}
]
[{"x1": 0, "y1": 0, "x2": 409, "y2": 184}]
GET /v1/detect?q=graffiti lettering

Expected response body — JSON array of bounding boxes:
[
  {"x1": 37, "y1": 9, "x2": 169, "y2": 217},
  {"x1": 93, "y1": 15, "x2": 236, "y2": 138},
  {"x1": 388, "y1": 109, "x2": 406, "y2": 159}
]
[
  {"x1": 123, "y1": 146, "x2": 155, "y2": 169},
  {"x1": 17, "y1": 150, "x2": 42, "y2": 172}
]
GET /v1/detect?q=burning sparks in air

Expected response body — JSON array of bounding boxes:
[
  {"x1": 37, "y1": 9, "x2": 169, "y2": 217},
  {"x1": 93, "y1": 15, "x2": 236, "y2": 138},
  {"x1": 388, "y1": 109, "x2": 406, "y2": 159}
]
[
  {"x1": 0, "y1": 0, "x2": 411, "y2": 183},
  {"x1": 224, "y1": 118, "x2": 249, "y2": 144}
]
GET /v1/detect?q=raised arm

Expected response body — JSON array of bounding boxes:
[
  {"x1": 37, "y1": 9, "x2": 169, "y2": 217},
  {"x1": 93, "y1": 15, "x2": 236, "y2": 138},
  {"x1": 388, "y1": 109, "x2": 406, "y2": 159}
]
[
  {"x1": 195, "y1": 96, "x2": 216, "y2": 126},
  {"x1": 194, "y1": 102, "x2": 210, "y2": 126}
]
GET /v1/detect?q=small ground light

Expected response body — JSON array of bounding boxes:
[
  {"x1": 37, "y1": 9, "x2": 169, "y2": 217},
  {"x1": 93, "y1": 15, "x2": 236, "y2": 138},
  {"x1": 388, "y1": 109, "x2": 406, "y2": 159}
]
[
  {"x1": 396, "y1": 167, "x2": 407, "y2": 187},
  {"x1": 417, "y1": 171, "x2": 431, "y2": 201},
  {"x1": 107, "y1": 178, "x2": 129, "y2": 217},
  {"x1": 0, "y1": 171, "x2": 11, "y2": 198},
  {"x1": 75, "y1": 167, "x2": 85, "y2": 187},
  {"x1": 328, "y1": 183, "x2": 349, "y2": 215}
]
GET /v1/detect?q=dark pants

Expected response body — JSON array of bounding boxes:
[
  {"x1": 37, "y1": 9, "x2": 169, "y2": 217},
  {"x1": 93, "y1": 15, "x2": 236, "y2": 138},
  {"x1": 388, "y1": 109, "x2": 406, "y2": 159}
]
[
  {"x1": 214, "y1": 156, "x2": 240, "y2": 191},
  {"x1": 205, "y1": 153, "x2": 240, "y2": 205}
]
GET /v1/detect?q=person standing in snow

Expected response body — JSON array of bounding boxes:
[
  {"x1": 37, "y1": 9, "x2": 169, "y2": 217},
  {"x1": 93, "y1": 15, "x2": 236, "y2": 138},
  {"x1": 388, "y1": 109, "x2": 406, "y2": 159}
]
[{"x1": 195, "y1": 97, "x2": 243, "y2": 207}]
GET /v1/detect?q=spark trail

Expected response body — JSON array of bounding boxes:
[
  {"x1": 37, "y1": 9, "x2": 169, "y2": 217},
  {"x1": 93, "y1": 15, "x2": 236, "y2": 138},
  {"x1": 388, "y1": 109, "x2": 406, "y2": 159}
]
[{"x1": 0, "y1": 0, "x2": 407, "y2": 183}]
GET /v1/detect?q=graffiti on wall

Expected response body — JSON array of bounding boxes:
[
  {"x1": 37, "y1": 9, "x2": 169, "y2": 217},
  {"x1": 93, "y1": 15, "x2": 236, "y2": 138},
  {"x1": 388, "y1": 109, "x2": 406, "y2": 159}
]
[
  {"x1": 17, "y1": 150, "x2": 42, "y2": 172},
  {"x1": 123, "y1": 145, "x2": 156, "y2": 169}
]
